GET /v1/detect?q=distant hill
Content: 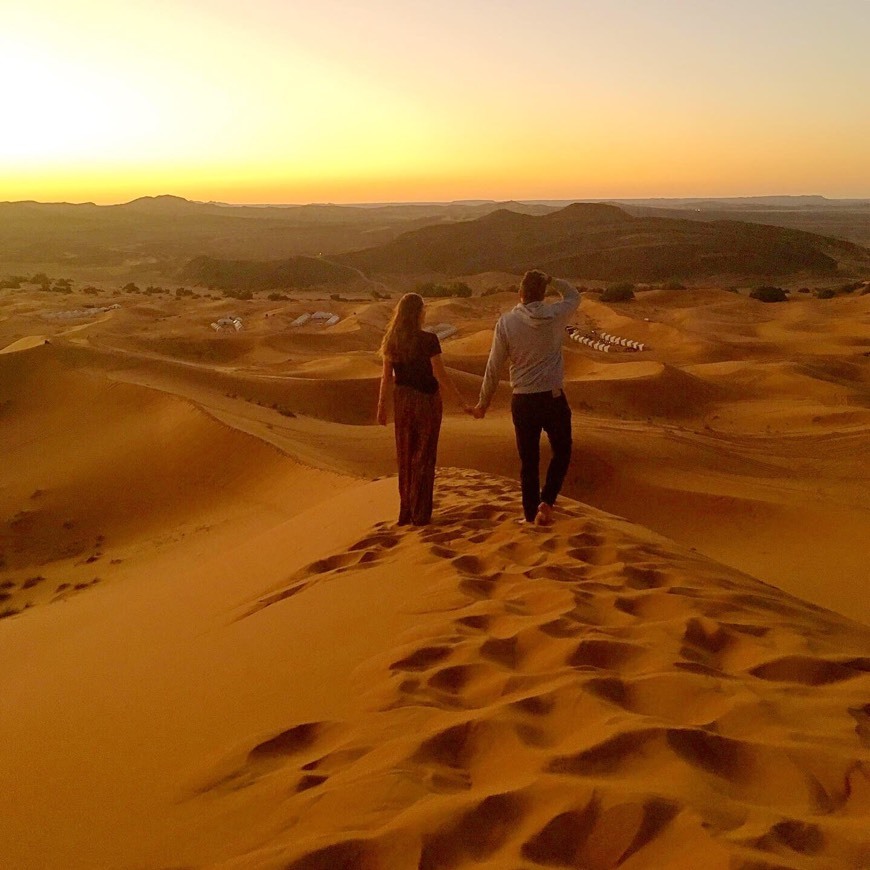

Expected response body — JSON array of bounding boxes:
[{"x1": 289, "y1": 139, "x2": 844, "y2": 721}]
[
  {"x1": 0, "y1": 197, "x2": 557, "y2": 273},
  {"x1": 337, "y1": 202, "x2": 870, "y2": 280},
  {"x1": 618, "y1": 201, "x2": 870, "y2": 249},
  {"x1": 2, "y1": 196, "x2": 869, "y2": 282}
]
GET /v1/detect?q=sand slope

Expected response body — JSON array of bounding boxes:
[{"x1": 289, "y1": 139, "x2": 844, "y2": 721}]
[
  {"x1": 1, "y1": 282, "x2": 869, "y2": 868},
  {"x1": 2, "y1": 469, "x2": 868, "y2": 869}
]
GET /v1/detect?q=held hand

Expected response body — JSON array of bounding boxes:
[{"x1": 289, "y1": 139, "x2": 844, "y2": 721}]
[
  {"x1": 462, "y1": 404, "x2": 475, "y2": 416},
  {"x1": 376, "y1": 405, "x2": 388, "y2": 426},
  {"x1": 472, "y1": 404, "x2": 486, "y2": 419}
]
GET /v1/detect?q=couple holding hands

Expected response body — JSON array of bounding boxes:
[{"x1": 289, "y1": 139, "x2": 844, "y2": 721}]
[{"x1": 377, "y1": 270, "x2": 580, "y2": 527}]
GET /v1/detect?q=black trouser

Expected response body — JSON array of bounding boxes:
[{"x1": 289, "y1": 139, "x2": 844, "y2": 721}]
[{"x1": 511, "y1": 390, "x2": 572, "y2": 522}]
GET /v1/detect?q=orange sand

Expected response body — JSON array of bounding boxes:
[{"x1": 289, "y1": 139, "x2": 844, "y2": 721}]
[{"x1": 0, "y1": 284, "x2": 868, "y2": 868}]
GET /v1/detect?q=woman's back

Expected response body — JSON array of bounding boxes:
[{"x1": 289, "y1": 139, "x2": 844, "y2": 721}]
[{"x1": 390, "y1": 330, "x2": 441, "y2": 394}]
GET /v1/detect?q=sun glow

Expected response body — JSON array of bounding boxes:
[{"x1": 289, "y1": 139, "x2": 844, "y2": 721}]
[{"x1": 2, "y1": 0, "x2": 869, "y2": 203}]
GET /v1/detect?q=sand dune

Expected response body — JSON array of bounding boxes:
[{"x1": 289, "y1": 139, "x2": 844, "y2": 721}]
[
  {"x1": 0, "y1": 334, "x2": 49, "y2": 354},
  {"x1": 1, "y1": 282, "x2": 868, "y2": 868},
  {"x1": 1, "y1": 468, "x2": 868, "y2": 868}
]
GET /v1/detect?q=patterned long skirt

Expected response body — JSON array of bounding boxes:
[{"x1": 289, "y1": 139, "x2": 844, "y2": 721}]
[{"x1": 393, "y1": 386, "x2": 443, "y2": 525}]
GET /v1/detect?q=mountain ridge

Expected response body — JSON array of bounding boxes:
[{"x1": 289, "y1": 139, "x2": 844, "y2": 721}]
[{"x1": 337, "y1": 202, "x2": 870, "y2": 281}]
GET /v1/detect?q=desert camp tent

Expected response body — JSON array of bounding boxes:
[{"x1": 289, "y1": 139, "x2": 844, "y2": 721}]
[
  {"x1": 566, "y1": 325, "x2": 645, "y2": 352},
  {"x1": 42, "y1": 304, "x2": 121, "y2": 321},
  {"x1": 291, "y1": 311, "x2": 340, "y2": 327},
  {"x1": 211, "y1": 316, "x2": 243, "y2": 332}
]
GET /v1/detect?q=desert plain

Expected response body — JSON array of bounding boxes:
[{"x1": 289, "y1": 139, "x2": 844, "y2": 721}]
[{"x1": 1, "y1": 212, "x2": 870, "y2": 869}]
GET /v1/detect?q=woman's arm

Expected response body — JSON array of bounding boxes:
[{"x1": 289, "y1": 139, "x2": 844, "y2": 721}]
[
  {"x1": 431, "y1": 354, "x2": 472, "y2": 413},
  {"x1": 377, "y1": 357, "x2": 392, "y2": 425}
]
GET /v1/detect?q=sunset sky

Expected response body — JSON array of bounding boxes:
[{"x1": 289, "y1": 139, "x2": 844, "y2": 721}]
[{"x1": 2, "y1": 0, "x2": 868, "y2": 204}]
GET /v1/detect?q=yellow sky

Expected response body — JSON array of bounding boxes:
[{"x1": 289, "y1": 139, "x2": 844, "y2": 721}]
[{"x1": 1, "y1": 0, "x2": 868, "y2": 203}]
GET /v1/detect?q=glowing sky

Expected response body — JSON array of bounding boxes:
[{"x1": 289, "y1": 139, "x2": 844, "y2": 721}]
[{"x1": 1, "y1": 0, "x2": 868, "y2": 203}]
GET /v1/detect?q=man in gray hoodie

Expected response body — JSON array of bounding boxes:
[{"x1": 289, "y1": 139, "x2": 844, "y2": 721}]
[{"x1": 473, "y1": 270, "x2": 580, "y2": 525}]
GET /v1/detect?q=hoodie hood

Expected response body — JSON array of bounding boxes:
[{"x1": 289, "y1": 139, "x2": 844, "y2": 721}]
[{"x1": 512, "y1": 300, "x2": 559, "y2": 327}]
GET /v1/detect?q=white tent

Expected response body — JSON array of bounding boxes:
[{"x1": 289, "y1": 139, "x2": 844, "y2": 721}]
[
  {"x1": 292, "y1": 311, "x2": 340, "y2": 327},
  {"x1": 211, "y1": 316, "x2": 243, "y2": 332}
]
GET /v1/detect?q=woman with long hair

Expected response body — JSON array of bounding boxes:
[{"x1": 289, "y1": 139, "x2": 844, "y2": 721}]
[{"x1": 377, "y1": 293, "x2": 471, "y2": 525}]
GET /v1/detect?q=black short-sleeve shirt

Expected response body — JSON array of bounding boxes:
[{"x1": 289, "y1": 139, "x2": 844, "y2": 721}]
[{"x1": 392, "y1": 331, "x2": 442, "y2": 394}]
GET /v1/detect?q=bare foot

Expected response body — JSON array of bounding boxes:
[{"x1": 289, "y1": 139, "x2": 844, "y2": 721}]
[{"x1": 534, "y1": 502, "x2": 554, "y2": 526}]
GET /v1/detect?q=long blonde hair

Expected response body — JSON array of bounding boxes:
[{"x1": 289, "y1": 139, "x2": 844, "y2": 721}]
[{"x1": 379, "y1": 293, "x2": 424, "y2": 362}]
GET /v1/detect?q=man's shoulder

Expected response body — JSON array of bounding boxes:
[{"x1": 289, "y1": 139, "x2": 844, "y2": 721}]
[{"x1": 498, "y1": 305, "x2": 523, "y2": 324}]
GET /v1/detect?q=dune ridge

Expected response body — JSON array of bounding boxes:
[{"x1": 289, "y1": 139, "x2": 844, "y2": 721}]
[{"x1": 202, "y1": 470, "x2": 870, "y2": 869}]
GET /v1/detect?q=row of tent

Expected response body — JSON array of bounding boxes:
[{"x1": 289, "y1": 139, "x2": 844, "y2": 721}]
[
  {"x1": 209, "y1": 310, "x2": 460, "y2": 340},
  {"x1": 42, "y1": 304, "x2": 121, "y2": 320},
  {"x1": 291, "y1": 311, "x2": 340, "y2": 327},
  {"x1": 598, "y1": 331, "x2": 646, "y2": 351},
  {"x1": 566, "y1": 326, "x2": 646, "y2": 353}
]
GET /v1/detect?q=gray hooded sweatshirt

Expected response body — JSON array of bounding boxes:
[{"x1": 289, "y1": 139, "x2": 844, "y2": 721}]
[{"x1": 478, "y1": 278, "x2": 580, "y2": 409}]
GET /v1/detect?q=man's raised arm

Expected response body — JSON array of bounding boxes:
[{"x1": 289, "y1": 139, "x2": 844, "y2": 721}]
[{"x1": 549, "y1": 277, "x2": 580, "y2": 317}]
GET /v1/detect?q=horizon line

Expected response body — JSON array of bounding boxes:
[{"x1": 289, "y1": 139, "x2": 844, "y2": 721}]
[{"x1": 6, "y1": 193, "x2": 870, "y2": 209}]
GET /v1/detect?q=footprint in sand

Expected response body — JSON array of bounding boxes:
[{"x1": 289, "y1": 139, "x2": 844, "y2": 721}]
[
  {"x1": 459, "y1": 575, "x2": 500, "y2": 601},
  {"x1": 429, "y1": 544, "x2": 458, "y2": 559},
  {"x1": 568, "y1": 638, "x2": 647, "y2": 672},
  {"x1": 454, "y1": 613, "x2": 493, "y2": 632},
  {"x1": 521, "y1": 794, "x2": 680, "y2": 869},
  {"x1": 348, "y1": 533, "x2": 400, "y2": 552},
  {"x1": 389, "y1": 645, "x2": 452, "y2": 673},
  {"x1": 479, "y1": 636, "x2": 520, "y2": 670},
  {"x1": 196, "y1": 720, "x2": 342, "y2": 797},
  {"x1": 241, "y1": 530, "x2": 405, "y2": 619},
  {"x1": 750, "y1": 655, "x2": 870, "y2": 685},
  {"x1": 418, "y1": 791, "x2": 525, "y2": 867},
  {"x1": 623, "y1": 563, "x2": 671, "y2": 590},
  {"x1": 849, "y1": 703, "x2": 870, "y2": 747}
]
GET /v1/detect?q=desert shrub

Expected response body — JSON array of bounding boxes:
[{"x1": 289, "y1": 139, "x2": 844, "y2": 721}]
[
  {"x1": 417, "y1": 281, "x2": 473, "y2": 298},
  {"x1": 0, "y1": 277, "x2": 23, "y2": 289},
  {"x1": 798, "y1": 287, "x2": 811, "y2": 294},
  {"x1": 749, "y1": 286, "x2": 788, "y2": 303},
  {"x1": 29, "y1": 272, "x2": 50, "y2": 285},
  {"x1": 815, "y1": 288, "x2": 836, "y2": 299},
  {"x1": 222, "y1": 288, "x2": 253, "y2": 301},
  {"x1": 840, "y1": 281, "x2": 863, "y2": 294},
  {"x1": 122, "y1": 282, "x2": 140, "y2": 293},
  {"x1": 662, "y1": 279, "x2": 685, "y2": 290},
  {"x1": 601, "y1": 283, "x2": 635, "y2": 303},
  {"x1": 175, "y1": 287, "x2": 195, "y2": 298},
  {"x1": 144, "y1": 285, "x2": 167, "y2": 295},
  {"x1": 267, "y1": 292, "x2": 290, "y2": 301},
  {"x1": 82, "y1": 285, "x2": 100, "y2": 295}
]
